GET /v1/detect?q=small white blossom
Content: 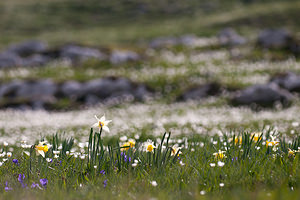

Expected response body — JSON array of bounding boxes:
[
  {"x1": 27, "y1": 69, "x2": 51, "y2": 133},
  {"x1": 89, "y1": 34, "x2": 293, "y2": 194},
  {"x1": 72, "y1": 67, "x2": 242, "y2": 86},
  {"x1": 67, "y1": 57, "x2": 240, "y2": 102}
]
[
  {"x1": 217, "y1": 161, "x2": 225, "y2": 167},
  {"x1": 151, "y1": 181, "x2": 158, "y2": 187},
  {"x1": 7, "y1": 152, "x2": 12, "y2": 157},
  {"x1": 53, "y1": 150, "x2": 60, "y2": 155},
  {"x1": 210, "y1": 163, "x2": 216, "y2": 168},
  {"x1": 132, "y1": 163, "x2": 138, "y2": 167}
]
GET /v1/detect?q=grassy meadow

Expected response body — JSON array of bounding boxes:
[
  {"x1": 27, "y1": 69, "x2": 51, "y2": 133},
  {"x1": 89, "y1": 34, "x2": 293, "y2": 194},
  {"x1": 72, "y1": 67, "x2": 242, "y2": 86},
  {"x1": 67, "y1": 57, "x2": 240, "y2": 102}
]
[{"x1": 0, "y1": 0, "x2": 300, "y2": 199}]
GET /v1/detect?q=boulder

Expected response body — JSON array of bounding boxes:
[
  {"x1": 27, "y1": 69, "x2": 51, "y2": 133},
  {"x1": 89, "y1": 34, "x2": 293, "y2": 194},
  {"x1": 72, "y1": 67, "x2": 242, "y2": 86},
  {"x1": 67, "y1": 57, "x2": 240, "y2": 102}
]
[
  {"x1": 178, "y1": 83, "x2": 221, "y2": 101},
  {"x1": 82, "y1": 77, "x2": 150, "y2": 103},
  {"x1": 0, "y1": 79, "x2": 57, "y2": 109},
  {"x1": 0, "y1": 80, "x2": 24, "y2": 98},
  {"x1": 270, "y1": 72, "x2": 300, "y2": 93},
  {"x1": 59, "y1": 81, "x2": 84, "y2": 100},
  {"x1": 0, "y1": 52, "x2": 23, "y2": 69},
  {"x1": 83, "y1": 77, "x2": 132, "y2": 99},
  {"x1": 15, "y1": 79, "x2": 57, "y2": 100},
  {"x1": 109, "y1": 50, "x2": 140, "y2": 64},
  {"x1": 7, "y1": 40, "x2": 48, "y2": 57},
  {"x1": 22, "y1": 54, "x2": 51, "y2": 67},
  {"x1": 289, "y1": 39, "x2": 300, "y2": 56},
  {"x1": 60, "y1": 45, "x2": 106, "y2": 64},
  {"x1": 257, "y1": 29, "x2": 292, "y2": 49},
  {"x1": 149, "y1": 36, "x2": 178, "y2": 48},
  {"x1": 231, "y1": 83, "x2": 293, "y2": 107},
  {"x1": 178, "y1": 35, "x2": 200, "y2": 47},
  {"x1": 218, "y1": 28, "x2": 246, "y2": 46},
  {"x1": 0, "y1": 77, "x2": 152, "y2": 110}
]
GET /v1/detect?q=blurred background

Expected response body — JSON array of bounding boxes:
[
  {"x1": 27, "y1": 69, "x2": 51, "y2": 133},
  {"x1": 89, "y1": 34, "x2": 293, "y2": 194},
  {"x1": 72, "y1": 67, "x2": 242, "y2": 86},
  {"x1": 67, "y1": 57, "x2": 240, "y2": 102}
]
[
  {"x1": 0, "y1": 0, "x2": 300, "y2": 46},
  {"x1": 1, "y1": 0, "x2": 300, "y2": 141}
]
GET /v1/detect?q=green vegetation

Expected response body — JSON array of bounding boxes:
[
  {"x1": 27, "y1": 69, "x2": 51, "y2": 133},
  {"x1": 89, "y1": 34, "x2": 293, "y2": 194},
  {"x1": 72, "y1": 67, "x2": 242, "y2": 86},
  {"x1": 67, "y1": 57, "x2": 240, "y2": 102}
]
[
  {"x1": 0, "y1": 126, "x2": 299, "y2": 199},
  {"x1": 0, "y1": 0, "x2": 300, "y2": 47},
  {"x1": 1, "y1": 0, "x2": 300, "y2": 199}
]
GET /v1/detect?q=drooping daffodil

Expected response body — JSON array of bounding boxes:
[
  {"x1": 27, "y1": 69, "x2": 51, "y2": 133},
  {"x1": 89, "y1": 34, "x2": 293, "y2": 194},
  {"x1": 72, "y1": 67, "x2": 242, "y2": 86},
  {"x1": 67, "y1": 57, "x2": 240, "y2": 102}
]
[{"x1": 171, "y1": 145, "x2": 182, "y2": 156}]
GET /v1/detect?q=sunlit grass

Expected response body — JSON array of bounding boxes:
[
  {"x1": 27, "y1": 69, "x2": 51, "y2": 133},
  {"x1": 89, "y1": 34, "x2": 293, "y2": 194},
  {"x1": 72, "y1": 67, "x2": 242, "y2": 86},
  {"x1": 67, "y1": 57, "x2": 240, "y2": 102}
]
[{"x1": 0, "y1": 125, "x2": 299, "y2": 199}]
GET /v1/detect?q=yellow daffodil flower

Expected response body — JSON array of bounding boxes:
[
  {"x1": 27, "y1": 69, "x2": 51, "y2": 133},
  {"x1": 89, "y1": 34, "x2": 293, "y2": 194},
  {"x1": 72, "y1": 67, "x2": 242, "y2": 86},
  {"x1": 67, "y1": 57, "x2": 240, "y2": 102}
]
[
  {"x1": 266, "y1": 135, "x2": 279, "y2": 147},
  {"x1": 288, "y1": 148, "x2": 295, "y2": 157},
  {"x1": 234, "y1": 136, "x2": 242, "y2": 145},
  {"x1": 121, "y1": 139, "x2": 136, "y2": 151},
  {"x1": 251, "y1": 132, "x2": 262, "y2": 142},
  {"x1": 144, "y1": 140, "x2": 156, "y2": 153},
  {"x1": 171, "y1": 145, "x2": 182, "y2": 156},
  {"x1": 213, "y1": 150, "x2": 226, "y2": 160},
  {"x1": 35, "y1": 141, "x2": 49, "y2": 158}
]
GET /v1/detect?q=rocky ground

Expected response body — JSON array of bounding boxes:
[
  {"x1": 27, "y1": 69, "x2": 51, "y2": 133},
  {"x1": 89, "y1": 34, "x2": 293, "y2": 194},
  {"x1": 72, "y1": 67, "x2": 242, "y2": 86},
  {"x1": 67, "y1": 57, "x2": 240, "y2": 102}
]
[
  {"x1": 0, "y1": 28, "x2": 300, "y2": 110},
  {"x1": 0, "y1": 28, "x2": 300, "y2": 143}
]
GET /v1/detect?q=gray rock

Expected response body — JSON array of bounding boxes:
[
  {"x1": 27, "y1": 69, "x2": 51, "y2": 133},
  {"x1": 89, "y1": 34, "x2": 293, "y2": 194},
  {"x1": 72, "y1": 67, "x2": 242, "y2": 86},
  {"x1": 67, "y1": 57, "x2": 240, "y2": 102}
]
[
  {"x1": 60, "y1": 45, "x2": 106, "y2": 64},
  {"x1": 289, "y1": 40, "x2": 300, "y2": 56},
  {"x1": 0, "y1": 52, "x2": 23, "y2": 68},
  {"x1": 60, "y1": 81, "x2": 84, "y2": 100},
  {"x1": 133, "y1": 85, "x2": 151, "y2": 101},
  {"x1": 15, "y1": 80, "x2": 57, "y2": 109},
  {"x1": 0, "y1": 77, "x2": 152, "y2": 109},
  {"x1": 218, "y1": 28, "x2": 246, "y2": 46},
  {"x1": 231, "y1": 83, "x2": 293, "y2": 107},
  {"x1": 149, "y1": 36, "x2": 178, "y2": 48},
  {"x1": 178, "y1": 83, "x2": 221, "y2": 101},
  {"x1": 109, "y1": 50, "x2": 140, "y2": 64},
  {"x1": 16, "y1": 79, "x2": 57, "y2": 99},
  {"x1": 257, "y1": 29, "x2": 292, "y2": 49},
  {"x1": 0, "y1": 79, "x2": 57, "y2": 109},
  {"x1": 270, "y1": 72, "x2": 300, "y2": 93},
  {"x1": 7, "y1": 40, "x2": 48, "y2": 56},
  {"x1": 82, "y1": 77, "x2": 150, "y2": 103},
  {"x1": 0, "y1": 80, "x2": 24, "y2": 98},
  {"x1": 22, "y1": 54, "x2": 51, "y2": 67},
  {"x1": 84, "y1": 94, "x2": 101, "y2": 105},
  {"x1": 83, "y1": 77, "x2": 132, "y2": 99},
  {"x1": 178, "y1": 35, "x2": 200, "y2": 47}
]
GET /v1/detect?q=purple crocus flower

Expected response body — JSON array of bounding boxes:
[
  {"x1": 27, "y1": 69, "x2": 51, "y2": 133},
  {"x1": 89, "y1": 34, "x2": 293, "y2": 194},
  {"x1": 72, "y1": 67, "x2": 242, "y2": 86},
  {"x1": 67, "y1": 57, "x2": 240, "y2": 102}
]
[
  {"x1": 123, "y1": 154, "x2": 128, "y2": 162},
  {"x1": 231, "y1": 157, "x2": 238, "y2": 162},
  {"x1": 12, "y1": 159, "x2": 19, "y2": 166},
  {"x1": 18, "y1": 174, "x2": 25, "y2": 182},
  {"x1": 5, "y1": 181, "x2": 12, "y2": 191},
  {"x1": 100, "y1": 170, "x2": 105, "y2": 175},
  {"x1": 40, "y1": 178, "x2": 48, "y2": 187},
  {"x1": 121, "y1": 152, "x2": 131, "y2": 163},
  {"x1": 31, "y1": 183, "x2": 40, "y2": 189},
  {"x1": 18, "y1": 174, "x2": 27, "y2": 188},
  {"x1": 103, "y1": 179, "x2": 108, "y2": 188}
]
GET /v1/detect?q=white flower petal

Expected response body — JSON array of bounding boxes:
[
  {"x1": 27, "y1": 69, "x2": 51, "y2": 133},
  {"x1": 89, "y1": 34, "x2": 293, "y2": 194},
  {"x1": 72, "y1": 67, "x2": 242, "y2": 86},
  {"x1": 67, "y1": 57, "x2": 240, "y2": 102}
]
[
  {"x1": 104, "y1": 120, "x2": 112, "y2": 125},
  {"x1": 100, "y1": 115, "x2": 105, "y2": 122},
  {"x1": 92, "y1": 123, "x2": 99, "y2": 128},
  {"x1": 38, "y1": 150, "x2": 45, "y2": 158},
  {"x1": 102, "y1": 126, "x2": 110, "y2": 133}
]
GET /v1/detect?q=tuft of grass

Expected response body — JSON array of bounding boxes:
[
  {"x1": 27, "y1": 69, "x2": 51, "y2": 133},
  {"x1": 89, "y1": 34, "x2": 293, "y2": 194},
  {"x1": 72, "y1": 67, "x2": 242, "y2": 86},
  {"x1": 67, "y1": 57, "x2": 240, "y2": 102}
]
[{"x1": 0, "y1": 126, "x2": 299, "y2": 199}]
